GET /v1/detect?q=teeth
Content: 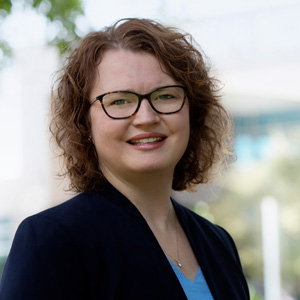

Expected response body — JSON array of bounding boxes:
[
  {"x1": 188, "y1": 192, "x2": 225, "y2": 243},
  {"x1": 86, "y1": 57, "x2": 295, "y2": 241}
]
[{"x1": 130, "y1": 137, "x2": 163, "y2": 145}]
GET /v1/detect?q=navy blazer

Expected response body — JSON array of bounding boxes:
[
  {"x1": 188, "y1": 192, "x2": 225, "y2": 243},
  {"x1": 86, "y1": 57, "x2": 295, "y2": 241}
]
[{"x1": 0, "y1": 183, "x2": 250, "y2": 299}]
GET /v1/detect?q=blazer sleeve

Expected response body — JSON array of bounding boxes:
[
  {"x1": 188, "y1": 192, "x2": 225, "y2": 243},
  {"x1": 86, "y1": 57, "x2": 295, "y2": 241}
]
[
  {"x1": 0, "y1": 215, "x2": 87, "y2": 300},
  {"x1": 207, "y1": 224, "x2": 250, "y2": 299},
  {"x1": 215, "y1": 224, "x2": 244, "y2": 266}
]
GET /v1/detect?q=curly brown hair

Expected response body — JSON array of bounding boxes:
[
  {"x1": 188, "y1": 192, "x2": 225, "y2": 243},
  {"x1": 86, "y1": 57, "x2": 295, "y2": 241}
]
[{"x1": 50, "y1": 18, "x2": 234, "y2": 193}]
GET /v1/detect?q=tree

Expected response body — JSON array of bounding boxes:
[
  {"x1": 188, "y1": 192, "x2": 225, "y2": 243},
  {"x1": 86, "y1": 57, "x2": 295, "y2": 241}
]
[{"x1": 0, "y1": 0, "x2": 84, "y2": 67}]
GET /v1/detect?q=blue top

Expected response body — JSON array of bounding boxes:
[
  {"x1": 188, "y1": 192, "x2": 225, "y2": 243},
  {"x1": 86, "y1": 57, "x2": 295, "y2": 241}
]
[{"x1": 168, "y1": 258, "x2": 214, "y2": 300}]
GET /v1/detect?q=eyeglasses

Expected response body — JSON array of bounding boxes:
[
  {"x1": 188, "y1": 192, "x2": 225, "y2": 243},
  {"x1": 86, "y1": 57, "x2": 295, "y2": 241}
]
[{"x1": 90, "y1": 85, "x2": 187, "y2": 119}]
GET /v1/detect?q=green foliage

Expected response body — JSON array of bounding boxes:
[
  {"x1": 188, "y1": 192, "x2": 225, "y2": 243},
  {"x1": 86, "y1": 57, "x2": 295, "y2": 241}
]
[
  {"x1": 0, "y1": 39, "x2": 12, "y2": 68},
  {"x1": 249, "y1": 284, "x2": 264, "y2": 300},
  {"x1": 0, "y1": 0, "x2": 85, "y2": 65},
  {"x1": 0, "y1": 0, "x2": 12, "y2": 14},
  {"x1": 0, "y1": 256, "x2": 6, "y2": 281},
  {"x1": 32, "y1": 0, "x2": 84, "y2": 53}
]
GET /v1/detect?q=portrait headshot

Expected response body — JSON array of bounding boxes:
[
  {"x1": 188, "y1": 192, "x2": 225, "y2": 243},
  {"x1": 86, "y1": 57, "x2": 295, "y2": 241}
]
[{"x1": 0, "y1": 17, "x2": 250, "y2": 299}]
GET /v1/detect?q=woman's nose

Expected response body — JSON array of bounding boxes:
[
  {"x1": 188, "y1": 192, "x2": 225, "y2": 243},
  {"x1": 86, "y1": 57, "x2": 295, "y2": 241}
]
[{"x1": 132, "y1": 99, "x2": 160, "y2": 126}]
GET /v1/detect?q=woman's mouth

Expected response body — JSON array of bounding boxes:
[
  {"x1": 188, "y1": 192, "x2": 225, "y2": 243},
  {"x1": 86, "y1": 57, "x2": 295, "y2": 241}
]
[{"x1": 128, "y1": 137, "x2": 165, "y2": 145}]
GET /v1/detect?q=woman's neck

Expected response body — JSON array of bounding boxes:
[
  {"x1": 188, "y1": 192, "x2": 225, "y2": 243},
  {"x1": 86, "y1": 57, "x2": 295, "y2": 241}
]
[{"x1": 104, "y1": 169, "x2": 176, "y2": 230}]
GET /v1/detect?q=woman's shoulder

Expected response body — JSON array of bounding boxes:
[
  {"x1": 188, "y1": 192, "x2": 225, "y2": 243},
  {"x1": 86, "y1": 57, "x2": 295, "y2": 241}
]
[
  {"x1": 22, "y1": 191, "x2": 95, "y2": 224},
  {"x1": 16, "y1": 189, "x2": 114, "y2": 240},
  {"x1": 1, "y1": 192, "x2": 95, "y2": 300},
  {"x1": 18, "y1": 185, "x2": 140, "y2": 238},
  {"x1": 173, "y1": 200, "x2": 240, "y2": 260}
]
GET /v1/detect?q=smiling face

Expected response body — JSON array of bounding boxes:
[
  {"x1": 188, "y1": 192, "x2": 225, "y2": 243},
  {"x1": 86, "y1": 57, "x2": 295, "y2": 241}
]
[{"x1": 89, "y1": 49, "x2": 190, "y2": 184}]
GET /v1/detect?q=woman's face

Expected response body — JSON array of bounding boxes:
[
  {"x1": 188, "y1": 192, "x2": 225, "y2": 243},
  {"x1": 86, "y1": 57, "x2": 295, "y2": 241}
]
[{"x1": 89, "y1": 49, "x2": 190, "y2": 181}]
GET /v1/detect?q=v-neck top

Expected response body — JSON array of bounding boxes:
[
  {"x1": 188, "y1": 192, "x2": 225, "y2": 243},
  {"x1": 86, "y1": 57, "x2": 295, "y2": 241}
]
[
  {"x1": 167, "y1": 258, "x2": 214, "y2": 300},
  {"x1": 0, "y1": 182, "x2": 250, "y2": 299}
]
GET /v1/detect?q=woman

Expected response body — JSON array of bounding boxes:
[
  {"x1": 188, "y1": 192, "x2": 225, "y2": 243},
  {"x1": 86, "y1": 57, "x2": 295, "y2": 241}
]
[{"x1": 0, "y1": 18, "x2": 250, "y2": 299}]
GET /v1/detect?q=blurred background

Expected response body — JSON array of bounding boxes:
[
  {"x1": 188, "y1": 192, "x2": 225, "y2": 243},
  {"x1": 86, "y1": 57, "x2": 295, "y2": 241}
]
[{"x1": 0, "y1": 0, "x2": 299, "y2": 299}]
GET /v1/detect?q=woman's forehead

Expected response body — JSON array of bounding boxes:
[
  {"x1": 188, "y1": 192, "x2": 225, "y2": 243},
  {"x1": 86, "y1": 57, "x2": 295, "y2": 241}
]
[{"x1": 91, "y1": 49, "x2": 176, "y2": 96}]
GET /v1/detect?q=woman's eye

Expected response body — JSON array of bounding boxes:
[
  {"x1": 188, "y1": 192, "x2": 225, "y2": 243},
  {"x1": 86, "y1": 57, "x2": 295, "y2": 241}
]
[
  {"x1": 157, "y1": 94, "x2": 174, "y2": 100},
  {"x1": 110, "y1": 99, "x2": 129, "y2": 106}
]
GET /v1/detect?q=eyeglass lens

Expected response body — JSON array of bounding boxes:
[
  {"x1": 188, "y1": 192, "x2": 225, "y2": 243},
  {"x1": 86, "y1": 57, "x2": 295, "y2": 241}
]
[{"x1": 102, "y1": 86, "x2": 185, "y2": 118}]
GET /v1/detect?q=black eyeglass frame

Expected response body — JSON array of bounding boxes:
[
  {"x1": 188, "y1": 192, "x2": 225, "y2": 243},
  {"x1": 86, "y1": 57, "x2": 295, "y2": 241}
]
[{"x1": 90, "y1": 85, "x2": 187, "y2": 119}]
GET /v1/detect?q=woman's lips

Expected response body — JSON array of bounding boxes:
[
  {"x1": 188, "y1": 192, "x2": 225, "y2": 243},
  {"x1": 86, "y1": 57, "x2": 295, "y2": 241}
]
[{"x1": 127, "y1": 133, "x2": 167, "y2": 149}]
